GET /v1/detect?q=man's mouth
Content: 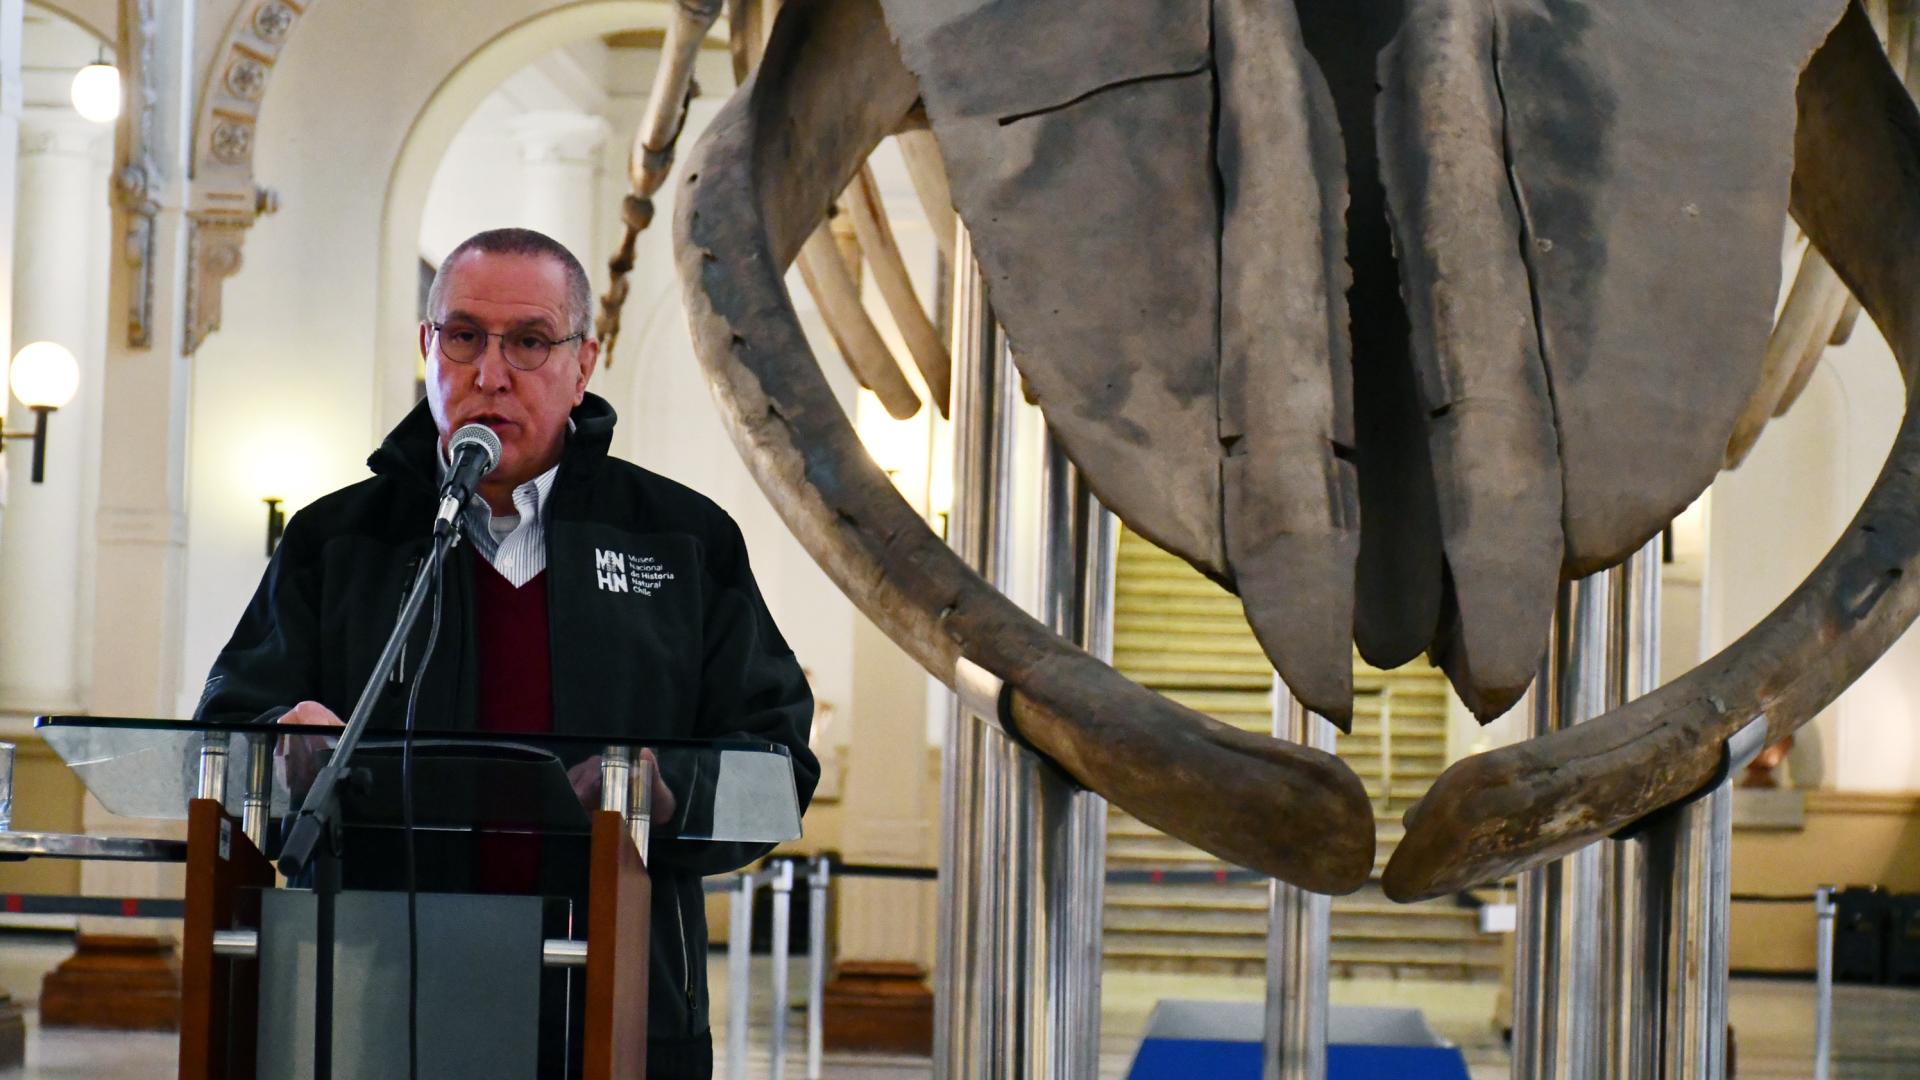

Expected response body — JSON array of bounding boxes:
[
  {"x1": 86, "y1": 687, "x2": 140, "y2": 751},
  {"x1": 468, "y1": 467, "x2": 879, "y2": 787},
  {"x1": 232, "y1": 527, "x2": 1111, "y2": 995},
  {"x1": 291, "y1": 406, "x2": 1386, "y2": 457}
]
[{"x1": 466, "y1": 414, "x2": 516, "y2": 433}]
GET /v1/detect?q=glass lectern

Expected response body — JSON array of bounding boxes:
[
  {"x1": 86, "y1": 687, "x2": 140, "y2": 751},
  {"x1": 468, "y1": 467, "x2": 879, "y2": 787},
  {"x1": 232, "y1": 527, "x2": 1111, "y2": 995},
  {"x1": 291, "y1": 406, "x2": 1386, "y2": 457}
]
[{"x1": 15, "y1": 716, "x2": 803, "y2": 1079}]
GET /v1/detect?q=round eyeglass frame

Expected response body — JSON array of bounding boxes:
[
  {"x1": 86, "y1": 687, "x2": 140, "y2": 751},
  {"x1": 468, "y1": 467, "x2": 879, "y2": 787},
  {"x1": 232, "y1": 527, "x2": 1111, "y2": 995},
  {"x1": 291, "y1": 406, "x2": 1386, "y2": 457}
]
[{"x1": 427, "y1": 320, "x2": 585, "y2": 372}]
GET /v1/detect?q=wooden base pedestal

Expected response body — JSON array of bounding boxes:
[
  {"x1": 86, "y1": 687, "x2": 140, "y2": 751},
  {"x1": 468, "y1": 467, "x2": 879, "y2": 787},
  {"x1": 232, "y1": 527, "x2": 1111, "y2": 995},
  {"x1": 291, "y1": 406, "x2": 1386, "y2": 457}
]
[
  {"x1": 822, "y1": 960, "x2": 933, "y2": 1055},
  {"x1": 40, "y1": 933, "x2": 181, "y2": 1030},
  {"x1": 0, "y1": 992, "x2": 25, "y2": 1067}
]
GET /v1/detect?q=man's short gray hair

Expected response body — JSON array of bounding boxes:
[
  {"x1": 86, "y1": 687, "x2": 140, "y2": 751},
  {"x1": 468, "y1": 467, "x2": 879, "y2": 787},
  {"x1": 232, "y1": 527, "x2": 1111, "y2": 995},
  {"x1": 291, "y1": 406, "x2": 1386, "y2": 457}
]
[{"x1": 425, "y1": 227, "x2": 593, "y2": 337}]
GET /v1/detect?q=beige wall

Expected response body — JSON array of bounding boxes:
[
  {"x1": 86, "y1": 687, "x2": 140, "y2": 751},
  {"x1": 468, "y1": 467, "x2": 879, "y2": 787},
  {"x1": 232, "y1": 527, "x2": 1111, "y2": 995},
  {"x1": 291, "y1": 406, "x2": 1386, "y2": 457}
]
[
  {"x1": 0, "y1": 724, "x2": 83, "y2": 897},
  {"x1": 1730, "y1": 791, "x2": 1920, "y2": 973}
]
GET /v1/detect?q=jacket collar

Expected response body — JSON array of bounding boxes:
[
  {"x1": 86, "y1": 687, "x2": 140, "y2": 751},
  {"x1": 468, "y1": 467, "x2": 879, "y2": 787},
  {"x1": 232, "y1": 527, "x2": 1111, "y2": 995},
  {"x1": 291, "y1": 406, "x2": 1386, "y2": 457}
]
[{"x1": 367, "y1": 392, "x2": 619, "y2": 492}]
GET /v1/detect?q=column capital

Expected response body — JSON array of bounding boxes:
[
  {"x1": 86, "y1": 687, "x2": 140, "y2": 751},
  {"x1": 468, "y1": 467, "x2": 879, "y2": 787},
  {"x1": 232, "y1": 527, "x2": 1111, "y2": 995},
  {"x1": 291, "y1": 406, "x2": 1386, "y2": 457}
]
[
  {"x1": 505, "y1": 110, "x2": 611, "y2": 166},
  {"x1": 18, "y1": 106, "x2": 108, "y2": 158}
]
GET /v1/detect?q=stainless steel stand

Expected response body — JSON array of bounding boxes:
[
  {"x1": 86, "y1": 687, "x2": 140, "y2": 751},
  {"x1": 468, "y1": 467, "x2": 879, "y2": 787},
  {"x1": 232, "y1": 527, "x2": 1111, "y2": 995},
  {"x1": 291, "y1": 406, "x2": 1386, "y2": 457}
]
[
  {"x1": 1603, "y1": 541, "x2": 1663, "y2": 1077},
  {"x1": 1264, "y1": 688, "x2": 1333, "y2": 1080},
  {"x1": 934, "y1": 228, "x2": 1112, "y2": 1077},
  {"x1": 1814, "y1": 886, "x2": 1835, "y2": 1080},
  {"x1": 1517, "y1": 536, "x2": 1756, "y2": 1079},
  {"x1": 807, "y1": 856, "x2": 830, "y2": 1080},
  {"x1": 770, "y1": 858, "x2": 795, "y2": 1080},
  {"x1": 1513, "y1": 568, "x2": 1618, "y2": 1078}
]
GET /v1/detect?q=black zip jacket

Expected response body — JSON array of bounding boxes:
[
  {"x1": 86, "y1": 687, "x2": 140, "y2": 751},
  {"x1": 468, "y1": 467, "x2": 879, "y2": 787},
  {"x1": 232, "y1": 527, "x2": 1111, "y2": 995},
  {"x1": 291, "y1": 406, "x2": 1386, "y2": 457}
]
[{"x1": 194, "y1": 393, "x2": 818, "y2": 1041}]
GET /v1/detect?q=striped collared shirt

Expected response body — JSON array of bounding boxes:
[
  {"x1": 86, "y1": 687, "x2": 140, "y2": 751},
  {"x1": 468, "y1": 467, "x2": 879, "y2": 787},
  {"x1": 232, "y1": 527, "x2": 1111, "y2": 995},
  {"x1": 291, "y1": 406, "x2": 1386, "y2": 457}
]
[{"x1": 439, "y1": 445, "x2": 559, "y2": 589}]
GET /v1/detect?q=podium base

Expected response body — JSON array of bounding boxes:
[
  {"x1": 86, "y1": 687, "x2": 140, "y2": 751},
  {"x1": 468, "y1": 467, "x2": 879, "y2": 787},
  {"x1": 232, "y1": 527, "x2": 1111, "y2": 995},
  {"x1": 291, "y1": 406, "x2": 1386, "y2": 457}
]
[
  {"x1": 822, "y1": 960, "x2": 932, "y2": 1055},
  {"x1": 40, "y1": 933, "x2": 181, "y2": 1030},
  {"x1": 0, "y1": 992, "x2": 24, "y2": 1067}
]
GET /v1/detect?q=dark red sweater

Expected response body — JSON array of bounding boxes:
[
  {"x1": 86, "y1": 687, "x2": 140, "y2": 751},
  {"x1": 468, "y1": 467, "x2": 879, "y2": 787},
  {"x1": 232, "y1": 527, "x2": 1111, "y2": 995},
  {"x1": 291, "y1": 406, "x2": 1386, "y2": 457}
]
[
  {"x1": 471, "y1": 558, "x2": 551, "y2": 893},
  {"x1": 472, "y1": 559, "x2": 553, "y2": 738}
]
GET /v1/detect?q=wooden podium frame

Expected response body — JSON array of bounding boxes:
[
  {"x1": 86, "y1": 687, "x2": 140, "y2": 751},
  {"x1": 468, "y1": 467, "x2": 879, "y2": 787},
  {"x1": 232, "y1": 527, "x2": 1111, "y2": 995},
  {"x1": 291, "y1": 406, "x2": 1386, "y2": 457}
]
[{"x1": 176, "y1": 801, "x2": 651, "y2": 1079}]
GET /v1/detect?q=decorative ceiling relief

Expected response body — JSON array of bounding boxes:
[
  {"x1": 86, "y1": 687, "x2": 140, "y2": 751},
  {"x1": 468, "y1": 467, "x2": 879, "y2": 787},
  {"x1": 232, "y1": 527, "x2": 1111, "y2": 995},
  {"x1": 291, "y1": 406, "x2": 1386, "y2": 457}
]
[
  {"x1": 114, "y1": 0, "x2": 160, "y2": 348},
  {"x1": 183, "y1": 0, "x2": 310, "y2": 355}
]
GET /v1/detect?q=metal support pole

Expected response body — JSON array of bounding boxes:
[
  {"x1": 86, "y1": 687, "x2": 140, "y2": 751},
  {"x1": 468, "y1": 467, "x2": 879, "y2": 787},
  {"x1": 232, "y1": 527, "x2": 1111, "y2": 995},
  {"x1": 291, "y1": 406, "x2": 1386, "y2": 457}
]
[
  {"x1": 1602, "y1": 540, "x2": 1662, "y2": 1078},
  {"x1": 1513, "y1": 572, "x2": 1614, "y2": 1079},
  {"x1": 934, "y1": 227, "x2": 1002, "y2": 1077},
  {"x1": 1264, "y1": 687, "x2": 1332, "y2": 1080},
  {"x1": 807, "y1": 855, "x2": 830, "y2": 1080},
  {"x1": 770, "y1": 859, "x2": 795, "y2": 1080},
  {"x1": 728, "y1": 871, "x2": 756, "y2": 1080},
  {"x1": 1814, "y1": 886, "x2": 1835, "y2": 1080},
  {"x1": 195, "y1": 731, "x2": 229, "y2": 806},
  {"x1": 242, "y1": 737, "x2": 271, "y2": 850},
  {"x1": 1637, "y1": 775, "x2": 1733, "y2": 1079},
  {"x1": 936, "y1": 225, "x2": 1108, "y2": 1077},
  {"x1": 1650, "y1": 711, "x2": 1767, "y2": 1079},
  {"x1": 1035, "y1": 431, "x2": 1112, "y2": 1078}
]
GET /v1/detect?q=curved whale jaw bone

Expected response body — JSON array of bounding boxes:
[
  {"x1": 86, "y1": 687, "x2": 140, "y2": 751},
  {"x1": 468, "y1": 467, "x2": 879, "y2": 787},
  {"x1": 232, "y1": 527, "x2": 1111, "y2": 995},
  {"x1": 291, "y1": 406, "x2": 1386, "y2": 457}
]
[{"x1": 673, "y1": 0, "x2": 1375, "y2": 894}]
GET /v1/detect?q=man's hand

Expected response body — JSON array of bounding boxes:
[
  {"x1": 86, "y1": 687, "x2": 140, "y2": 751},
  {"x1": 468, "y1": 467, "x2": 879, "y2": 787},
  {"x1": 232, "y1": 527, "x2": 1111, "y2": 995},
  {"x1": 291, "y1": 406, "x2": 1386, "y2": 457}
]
[
  {"x1": 276, "y1": 700, "x2": 345, "y2": 795},
  {"x1": 565, "y1": 749, "x2": 676, "y2": 824}
]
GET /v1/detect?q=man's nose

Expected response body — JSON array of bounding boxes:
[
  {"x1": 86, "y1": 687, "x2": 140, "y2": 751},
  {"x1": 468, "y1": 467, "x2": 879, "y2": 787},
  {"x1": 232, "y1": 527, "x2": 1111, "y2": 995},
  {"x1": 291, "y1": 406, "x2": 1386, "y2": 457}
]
[{"x1": 473, "y1": 339, "x2": 514, "y2": 390}]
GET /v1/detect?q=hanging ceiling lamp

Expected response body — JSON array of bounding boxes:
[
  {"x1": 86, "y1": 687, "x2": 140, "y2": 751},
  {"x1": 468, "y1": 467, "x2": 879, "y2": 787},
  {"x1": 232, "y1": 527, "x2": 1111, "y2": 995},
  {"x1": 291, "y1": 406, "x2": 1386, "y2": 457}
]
[{"x1": 69, "y1": 53, "x2": 120, "y2": 124}]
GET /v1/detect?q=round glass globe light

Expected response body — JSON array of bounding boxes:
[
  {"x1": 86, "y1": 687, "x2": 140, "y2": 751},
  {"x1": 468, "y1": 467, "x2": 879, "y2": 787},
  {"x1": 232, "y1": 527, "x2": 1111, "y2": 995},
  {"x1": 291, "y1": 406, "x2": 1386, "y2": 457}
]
[
  {"x1": 69, "y1": 63, "x2": 120, "y2": 124},
  {"x1": 10, "y1": 342, "x2": 80, "y2": 410}
]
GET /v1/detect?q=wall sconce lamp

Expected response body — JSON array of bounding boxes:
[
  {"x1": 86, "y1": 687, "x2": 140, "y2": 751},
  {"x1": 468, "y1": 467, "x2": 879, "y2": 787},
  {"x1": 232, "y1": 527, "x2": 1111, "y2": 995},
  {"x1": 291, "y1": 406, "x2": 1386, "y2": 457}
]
[
  {"x1": 1, "y1": 342, "x2": 80, "y2": 484},
  {"x1": 263, "y1": 498, "x2": 285, "y2": 557}
]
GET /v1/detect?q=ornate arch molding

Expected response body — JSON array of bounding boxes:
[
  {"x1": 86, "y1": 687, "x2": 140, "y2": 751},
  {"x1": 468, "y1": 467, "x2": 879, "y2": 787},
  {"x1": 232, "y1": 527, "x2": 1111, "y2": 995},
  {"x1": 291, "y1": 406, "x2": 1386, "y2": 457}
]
[{"x1": 182, "y1": 0, "x2": 312, "y2": 354}]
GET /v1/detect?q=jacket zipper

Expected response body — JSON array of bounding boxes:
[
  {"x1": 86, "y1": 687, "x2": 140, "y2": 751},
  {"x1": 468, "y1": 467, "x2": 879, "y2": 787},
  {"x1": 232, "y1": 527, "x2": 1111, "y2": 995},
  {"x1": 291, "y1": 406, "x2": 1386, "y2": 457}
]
[{"x1": 666, "y1": 878, "x2": 694, "y2": 1030}]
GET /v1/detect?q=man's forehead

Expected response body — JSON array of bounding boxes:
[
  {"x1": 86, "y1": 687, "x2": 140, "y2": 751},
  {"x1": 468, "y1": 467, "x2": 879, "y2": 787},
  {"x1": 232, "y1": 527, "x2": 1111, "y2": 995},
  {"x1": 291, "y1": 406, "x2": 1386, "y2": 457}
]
[{"x1": 437, "y1": 250, "x2": 570, "y2": 323}]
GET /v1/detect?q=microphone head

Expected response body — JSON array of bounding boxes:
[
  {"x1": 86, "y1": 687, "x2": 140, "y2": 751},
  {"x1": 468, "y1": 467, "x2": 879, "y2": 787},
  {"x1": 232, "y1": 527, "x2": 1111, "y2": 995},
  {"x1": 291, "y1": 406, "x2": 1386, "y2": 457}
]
[{"x1": 449, "y1": 423, "x2": 503, "y2": 473}]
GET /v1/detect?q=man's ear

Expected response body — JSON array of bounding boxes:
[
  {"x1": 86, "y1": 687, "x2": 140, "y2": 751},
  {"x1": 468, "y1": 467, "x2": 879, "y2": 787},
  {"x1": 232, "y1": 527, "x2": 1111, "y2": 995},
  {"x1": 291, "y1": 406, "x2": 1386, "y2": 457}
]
[
  {"x1": 418, "y1": 322, "x2": 431, "y2": 360},
  {"x1": 575, "y1": 338, "x2": 600, "y2": 402}
]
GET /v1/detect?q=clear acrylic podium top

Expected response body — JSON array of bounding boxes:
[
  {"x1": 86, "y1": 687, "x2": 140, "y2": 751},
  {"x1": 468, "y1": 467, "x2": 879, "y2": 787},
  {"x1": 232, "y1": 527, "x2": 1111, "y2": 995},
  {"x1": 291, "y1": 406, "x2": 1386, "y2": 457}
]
[{"x1": 34, "y1": 716, "x2": 802, "y2": 846}]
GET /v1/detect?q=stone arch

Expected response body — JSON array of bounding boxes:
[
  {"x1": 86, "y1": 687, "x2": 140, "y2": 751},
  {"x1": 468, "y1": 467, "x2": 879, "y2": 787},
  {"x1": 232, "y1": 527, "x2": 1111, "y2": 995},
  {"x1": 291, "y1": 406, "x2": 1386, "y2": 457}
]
[
  {"x1": 371, "y1": 0, "x2": 682, "y2": 432},
  {"x1": 29, "y1": 0, "x2": 114, "y2": 46},
  {"x1": 181, "y1": 0, "x2": 698, "y2": 364}
]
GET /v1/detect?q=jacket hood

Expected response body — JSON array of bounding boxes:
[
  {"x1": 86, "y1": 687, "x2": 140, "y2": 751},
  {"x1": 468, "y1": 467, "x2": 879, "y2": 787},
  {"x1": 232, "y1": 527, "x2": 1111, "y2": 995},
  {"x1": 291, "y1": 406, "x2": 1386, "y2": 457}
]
[{"x1": 367, "y1": 392, "x2": 618, "y2": 489}]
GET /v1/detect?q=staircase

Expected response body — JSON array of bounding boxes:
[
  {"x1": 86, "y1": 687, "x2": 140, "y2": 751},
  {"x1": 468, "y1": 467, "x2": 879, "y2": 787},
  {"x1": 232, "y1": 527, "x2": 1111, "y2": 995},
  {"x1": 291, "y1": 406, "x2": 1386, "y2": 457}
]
[{"x1": 1104, "y1": 528, "x2": 1503, "y2": 981}]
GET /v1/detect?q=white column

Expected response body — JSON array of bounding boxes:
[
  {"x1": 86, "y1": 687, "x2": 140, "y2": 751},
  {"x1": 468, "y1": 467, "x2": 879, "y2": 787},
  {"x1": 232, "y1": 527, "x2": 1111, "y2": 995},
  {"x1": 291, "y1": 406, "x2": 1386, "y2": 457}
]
[
  {"x1": 506, "y1": 110, "x2": 609, "y2": 268},
  {"x1": 82, "y1": 0, "x2": 198, "y2": 918},
  {"x1": 837, "y1": 620, "x2": 935, "y2": 964},
  {"x1": 0, "y1": 0, "x2": 21, "y2": 626},
  {"x1": 0, "y1": 109, "x2": 108, "y2": 714}
]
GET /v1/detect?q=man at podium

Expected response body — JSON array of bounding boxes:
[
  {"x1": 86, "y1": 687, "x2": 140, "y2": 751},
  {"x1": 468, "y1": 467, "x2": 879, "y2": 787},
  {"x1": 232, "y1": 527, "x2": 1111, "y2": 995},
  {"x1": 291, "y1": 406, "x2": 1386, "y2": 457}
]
[{"x1": 193, "y1": 227, "x2": 819, "y2": 1078}]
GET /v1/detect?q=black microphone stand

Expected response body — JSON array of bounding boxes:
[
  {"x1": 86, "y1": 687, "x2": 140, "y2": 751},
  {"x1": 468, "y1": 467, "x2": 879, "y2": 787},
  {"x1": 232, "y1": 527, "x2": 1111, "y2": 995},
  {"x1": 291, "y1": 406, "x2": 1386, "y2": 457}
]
[{"x1": 277, "y1": 509, "x2": 470, "y2": 1080}]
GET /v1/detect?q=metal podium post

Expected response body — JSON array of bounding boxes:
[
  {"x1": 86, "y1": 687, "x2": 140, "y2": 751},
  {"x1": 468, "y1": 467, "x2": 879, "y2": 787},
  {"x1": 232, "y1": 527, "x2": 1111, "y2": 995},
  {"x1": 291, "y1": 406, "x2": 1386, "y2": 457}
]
[
  {"x1": 1264, "y1": 689, "x2": 1332, "y2": 1080},
  {"x1": 935, "y1": 227, "x2": 1110, "y2": 1077}
]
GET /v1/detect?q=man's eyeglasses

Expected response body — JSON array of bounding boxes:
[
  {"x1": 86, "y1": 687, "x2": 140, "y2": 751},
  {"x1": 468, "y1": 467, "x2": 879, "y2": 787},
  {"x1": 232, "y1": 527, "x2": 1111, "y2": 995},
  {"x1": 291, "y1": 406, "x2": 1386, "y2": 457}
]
[{"x1": 428, "y1": 320, "x2": 585, "y2": 372}]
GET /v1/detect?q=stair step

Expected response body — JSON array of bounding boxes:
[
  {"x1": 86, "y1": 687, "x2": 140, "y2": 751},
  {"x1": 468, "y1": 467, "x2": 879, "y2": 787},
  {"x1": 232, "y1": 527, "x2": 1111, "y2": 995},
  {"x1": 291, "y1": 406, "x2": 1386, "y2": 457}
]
[
  {"x1": 1104, "y1": 951, "x2": 1504, "y2": 981},
  {"x1": 1106, "y1": 840, "x2": 1226, "y2": 864},
  {"x1": 1104, "y1": 934, "x2": 1502, "y2": 967},
  {"x1": 1104, "y1": 905, "x2": 1484, "y2": 940},
  {"x1": 1103, "y1": 885, "x2": 1266, "y2": 912},
  {"x1": 1104, "y1": 815, "x2": 1409, "y2": 846}
]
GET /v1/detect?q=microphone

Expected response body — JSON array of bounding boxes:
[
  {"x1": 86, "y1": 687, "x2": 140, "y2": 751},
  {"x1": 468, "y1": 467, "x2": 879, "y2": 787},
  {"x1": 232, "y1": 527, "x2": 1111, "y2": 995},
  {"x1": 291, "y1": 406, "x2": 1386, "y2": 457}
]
[{"x1": 434, "y1": 423, "x2": 502, "y2": 534}]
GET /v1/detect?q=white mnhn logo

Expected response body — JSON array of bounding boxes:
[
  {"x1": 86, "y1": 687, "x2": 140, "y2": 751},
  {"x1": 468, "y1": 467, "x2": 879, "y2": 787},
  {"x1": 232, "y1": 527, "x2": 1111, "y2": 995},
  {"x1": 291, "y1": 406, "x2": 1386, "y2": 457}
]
[
  {"x1": 594, "y1": 546, "x2": 676, "y2": 595},
  {"x1": 594, "y1": 548, "x2": 629, "y2": 593}
]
